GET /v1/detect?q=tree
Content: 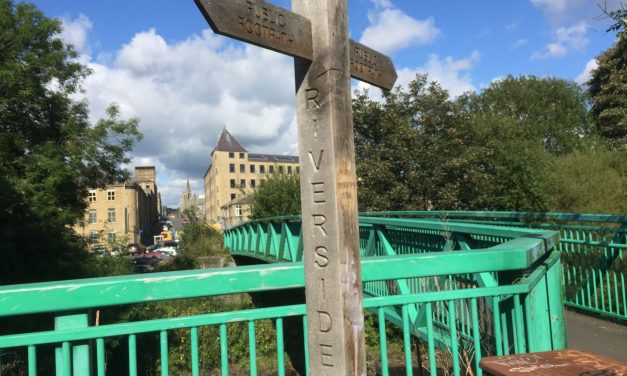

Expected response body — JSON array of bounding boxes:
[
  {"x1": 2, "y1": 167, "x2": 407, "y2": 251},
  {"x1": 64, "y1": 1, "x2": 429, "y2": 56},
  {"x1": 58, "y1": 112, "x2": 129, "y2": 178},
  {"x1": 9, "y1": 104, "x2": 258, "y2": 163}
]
[
  {"x1": 354, "y1": 75, "x2": 472, "y2": 211},
  {"x1": 0, "y1": 0, "x2": 142, "y2": 284},
  {"x1": 353, "y1": 74, "x2": 592, "y2": 213},
  {"x1": 249, "y1": 172, "x2": 301, "y2": 219},
  {"x1": 463, "y1": 76, "x2": 591, "y2": 156},
  {"x1": 588, "y1": 29, "x2": 627, "y2": 148}
]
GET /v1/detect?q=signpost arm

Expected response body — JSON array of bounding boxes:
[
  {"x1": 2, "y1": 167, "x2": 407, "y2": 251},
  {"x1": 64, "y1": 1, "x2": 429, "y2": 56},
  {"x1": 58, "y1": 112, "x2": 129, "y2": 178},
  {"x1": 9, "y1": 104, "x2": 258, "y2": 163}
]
[{"x1": 293, "y1": 0, "x2": 366, "y2": 374}]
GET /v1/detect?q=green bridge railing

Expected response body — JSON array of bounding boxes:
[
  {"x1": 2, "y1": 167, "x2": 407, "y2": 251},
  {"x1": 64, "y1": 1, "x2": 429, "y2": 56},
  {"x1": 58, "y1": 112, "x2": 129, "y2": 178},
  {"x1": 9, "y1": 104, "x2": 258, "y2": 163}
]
[
  {"x1": 225, "y1": 216, "x2": 566, "y2": 374},
  {"x1": 226, "y1": 211, "x2": 627, "y2": 321},
  {"x1": 0, "y1": 218, "x2": 564, "y2": 375},
  {"x1": 361, "y1": 211, "x2": 627, "y2": 321}
]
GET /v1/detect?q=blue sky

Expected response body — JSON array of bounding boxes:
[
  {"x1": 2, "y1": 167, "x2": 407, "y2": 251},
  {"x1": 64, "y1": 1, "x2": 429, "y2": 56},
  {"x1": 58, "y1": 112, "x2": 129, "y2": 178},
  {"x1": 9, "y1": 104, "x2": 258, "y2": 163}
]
[{"x1": 29, "y1": 0, "x2": 623, "y2": 206}]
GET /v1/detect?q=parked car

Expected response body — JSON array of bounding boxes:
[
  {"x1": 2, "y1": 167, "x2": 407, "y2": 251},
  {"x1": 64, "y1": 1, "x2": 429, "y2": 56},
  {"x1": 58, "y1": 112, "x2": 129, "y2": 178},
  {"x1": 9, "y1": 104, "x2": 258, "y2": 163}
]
[
  {"x1": 132, "y1": 257, "x2": 160, "y2": 273},
  {"x1": 153, "y1": 246, "x2": 177, "y2": 256},
  {"x1": 162, "y1": 240, "x2": 179, "y2": 249},
  {"x1": 126, "y1": 243, "x2": 144, "y2": 254}
]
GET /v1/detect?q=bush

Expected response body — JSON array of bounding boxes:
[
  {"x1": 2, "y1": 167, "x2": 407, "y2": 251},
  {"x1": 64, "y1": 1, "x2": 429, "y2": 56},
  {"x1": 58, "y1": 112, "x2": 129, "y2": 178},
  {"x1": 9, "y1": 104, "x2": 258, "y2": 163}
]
[{"x1": 249, "y1": 172, "x2": 301, "y2": 219}]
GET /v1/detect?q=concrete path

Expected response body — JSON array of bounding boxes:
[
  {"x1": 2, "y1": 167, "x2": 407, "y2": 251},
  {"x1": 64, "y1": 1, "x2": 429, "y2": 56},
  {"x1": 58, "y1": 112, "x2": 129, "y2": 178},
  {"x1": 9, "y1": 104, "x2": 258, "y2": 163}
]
[{"x1": 565, "y1": 309, "x2": 627, "y2": 362}]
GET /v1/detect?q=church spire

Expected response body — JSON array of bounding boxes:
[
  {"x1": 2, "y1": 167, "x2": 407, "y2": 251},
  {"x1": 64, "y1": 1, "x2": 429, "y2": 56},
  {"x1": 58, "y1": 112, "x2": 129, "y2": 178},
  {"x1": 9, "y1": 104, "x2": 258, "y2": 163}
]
[{"x1": 186, "y1": 177, "x2": 191, "y2": 193}]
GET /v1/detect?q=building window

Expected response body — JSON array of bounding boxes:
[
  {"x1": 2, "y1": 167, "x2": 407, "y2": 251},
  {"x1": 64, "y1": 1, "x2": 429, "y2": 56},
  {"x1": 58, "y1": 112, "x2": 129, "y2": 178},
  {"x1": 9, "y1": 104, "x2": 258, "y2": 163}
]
[
  {"x1": 269, "y1": 165, "x2": 274, "y2": 173},
  {"x1": 90, "y1": 231, "x2": 99, "y2": 244},
  {"x1": 229, "y1": 152, "x2": 234, "y2": 158},
  {"x1": 145, "y1": 184, "x2": 150, "y2": 189},
  {"x1": 250, "y1": 164, "x2": 255, "y2": 173},
  {"x1": 240, "y1": 164, "x2": 245, "y2": 173},
  {"x1": 108, "y1": 231, "x2": 116, "y2": 244},
  {"x1": 230, "y1": 194, "x2": 236, "y2": 200},
  {"x1": 260, "y1": 165, "x2": 266, "y2": 173},
  {"x1": 296, "y1": 166, "x2": 300, "y2": 174},
  {"x1": 107, "y1": 208, "x2": 116, "y2": 223},
  {"x1": 278, "y1": 166, "x2": 284, "y2": 173},
  {"x1": 239, "y1": 152, "x2": 245, "y2": 158},
  {"x1": 229, "y1": 164, "x2": 235, "y2": 173},
  {"x1": 240, "y1": 179, "x2": 246, "y2": 188},
  {"x1": 107, "y1": 190, "x2": 115, "y2": 201},
  {"x1": 235, "y1": 205, "x2": 242, "y2": 216},
  {"x1": 88, "y1": 190, "x2": 96, "y2": 202},
  {"x1": 287, "y1": 166, "x2": 293, "y2": 174},
  {"x1": 250, "y1": 179, "x2": 256, "y2": 188},
  {"x1": 230, "y1": 179, "x2": 236, "y2": 188},
  {"x1": 88, "y1": 209, "x2": 97, "y2": 224}
]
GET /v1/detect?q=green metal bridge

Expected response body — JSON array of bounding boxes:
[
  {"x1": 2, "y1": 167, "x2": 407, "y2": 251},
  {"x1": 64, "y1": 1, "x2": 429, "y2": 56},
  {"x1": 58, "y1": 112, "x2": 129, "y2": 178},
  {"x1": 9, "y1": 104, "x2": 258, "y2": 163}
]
[{"x1": 0, "y1": 212, "x2": 625, "y2": 375}]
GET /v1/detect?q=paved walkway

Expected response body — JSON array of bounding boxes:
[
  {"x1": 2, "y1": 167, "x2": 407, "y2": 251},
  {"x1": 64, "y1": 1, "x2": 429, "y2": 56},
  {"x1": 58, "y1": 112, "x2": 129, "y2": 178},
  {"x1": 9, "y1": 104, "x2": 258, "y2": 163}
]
[{"x1": 565, "y1": 309, "x2": 627, "y2": 363}]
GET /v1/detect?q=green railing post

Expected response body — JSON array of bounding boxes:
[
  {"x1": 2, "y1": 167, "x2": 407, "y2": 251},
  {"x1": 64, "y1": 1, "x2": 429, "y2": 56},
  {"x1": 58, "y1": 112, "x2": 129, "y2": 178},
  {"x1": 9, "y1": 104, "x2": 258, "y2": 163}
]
[
  {"x1": 546, "y1": 252, "x2": 567, "y2": 349},
  {"x1": 523, "y1": 268, "x2": 552, "y2": 352},
  {"x1": 54, "y1": 314, "x2": 90, "y2": 376}
]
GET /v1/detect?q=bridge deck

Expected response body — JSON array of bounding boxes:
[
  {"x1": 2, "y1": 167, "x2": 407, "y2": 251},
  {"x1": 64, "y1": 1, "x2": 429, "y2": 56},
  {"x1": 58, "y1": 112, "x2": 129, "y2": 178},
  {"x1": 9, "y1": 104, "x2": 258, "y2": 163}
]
[{"x1": 565, "y1": 309, "x2": 627, "y2": 363}]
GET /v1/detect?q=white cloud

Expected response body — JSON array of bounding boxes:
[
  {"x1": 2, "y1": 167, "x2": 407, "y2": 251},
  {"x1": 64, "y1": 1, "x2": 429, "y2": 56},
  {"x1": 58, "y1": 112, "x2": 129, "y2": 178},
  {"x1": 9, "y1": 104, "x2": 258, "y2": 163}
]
[
  {"x1": 512, "y1": 39, "x2": 528, "y2": 49},
  {"x1": 532, "y1": 42, "x2": 568, "y2": 59},
  {"x1": 506, "y1": 22, "x2": 519, "y2": 32},
  {"x1": 575, "y1": 58, "x2": 598, "y2": 85},
  {"x1": 411, "y1": 51, "x2": 480, "y2": 97},
  {"x1": 74, "y1": 28, "x2": 298, "y2": 207},
  {"x1": 530, "y1": 0, "x2": 571, "y2": 18},
  {"x1": 59, "y1": 14, "x2": 92, "y2": 54},
  {"x1": 531, "y1": 0, "x2": 623, "y2": 25},
  {"x1": 531, "y1": 21, "x2": 588, "y2": 60},
  {"x1": 555, "y1": 22, "x2": 589, "y2": 49},
  {"x1": 360, "y1": 1, "x2": 440, "y2": 55},
  {"x1": 356, "y1": 50, "x2": 480, "y2": 100}
]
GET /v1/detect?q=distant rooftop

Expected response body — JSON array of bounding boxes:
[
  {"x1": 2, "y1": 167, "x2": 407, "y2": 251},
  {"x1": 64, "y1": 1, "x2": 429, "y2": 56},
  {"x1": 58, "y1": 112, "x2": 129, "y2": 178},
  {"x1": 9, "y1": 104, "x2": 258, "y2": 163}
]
[
  {"x1": 248, "y1": 153, "x2": 299, "y2": 163},
  {"x1": 213, "y1": 128, "x2": 247, "y2": 154},
  {"x1": 212, "y1": 128, "x2": 298, "y2": 162}
]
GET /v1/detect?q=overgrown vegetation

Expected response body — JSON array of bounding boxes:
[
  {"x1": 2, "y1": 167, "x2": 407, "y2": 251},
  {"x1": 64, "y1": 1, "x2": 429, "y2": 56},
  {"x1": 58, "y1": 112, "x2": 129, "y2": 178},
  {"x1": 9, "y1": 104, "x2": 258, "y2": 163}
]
[
  {"x1": 100, "y1": 296, "x2": 282, "y2": 375},
  {"x1": 353, "y1": 74, "x2": 626, "y2": 214},
  {"x1": 249, "y1": 172, "x2": 301, "y2": 219}
]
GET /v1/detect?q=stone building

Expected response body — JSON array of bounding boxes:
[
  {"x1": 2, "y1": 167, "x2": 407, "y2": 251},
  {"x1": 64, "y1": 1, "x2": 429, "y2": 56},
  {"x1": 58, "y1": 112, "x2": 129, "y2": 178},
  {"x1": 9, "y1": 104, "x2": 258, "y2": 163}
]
[
  {"x1": 204, "y1": 129, "x2": 299, "y2": 228},
  {"x1": 180, "y1": 178, "x2": 206, "y2": 218},
  {"x1": 220, "y1": 194, "x2": 252, "y2": 229},
  {"x1": 75, "y1": 166, "x2": 160, "y2": 247}
]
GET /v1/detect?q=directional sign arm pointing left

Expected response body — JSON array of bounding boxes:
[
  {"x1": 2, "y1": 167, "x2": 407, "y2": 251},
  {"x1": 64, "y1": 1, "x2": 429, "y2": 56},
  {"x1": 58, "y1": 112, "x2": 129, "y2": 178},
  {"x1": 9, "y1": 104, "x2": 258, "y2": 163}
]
[{"x1": 194, "y1": 0, "x2": 313, "y2": 60}]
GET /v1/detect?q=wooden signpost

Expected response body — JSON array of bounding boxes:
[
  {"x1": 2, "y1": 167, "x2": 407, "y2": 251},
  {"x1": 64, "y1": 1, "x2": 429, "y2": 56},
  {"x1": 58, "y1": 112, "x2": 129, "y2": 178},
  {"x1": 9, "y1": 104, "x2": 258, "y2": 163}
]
[{"x1": 194, "y1": 0, "x2": 397, "y2": 374}]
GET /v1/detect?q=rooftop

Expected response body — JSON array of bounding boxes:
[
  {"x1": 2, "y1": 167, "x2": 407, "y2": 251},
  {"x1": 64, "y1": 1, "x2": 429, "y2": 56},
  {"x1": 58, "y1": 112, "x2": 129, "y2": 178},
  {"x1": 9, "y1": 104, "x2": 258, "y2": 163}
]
[{"x1": 213, "y1": 128, "x2": 247, "y2": 154}]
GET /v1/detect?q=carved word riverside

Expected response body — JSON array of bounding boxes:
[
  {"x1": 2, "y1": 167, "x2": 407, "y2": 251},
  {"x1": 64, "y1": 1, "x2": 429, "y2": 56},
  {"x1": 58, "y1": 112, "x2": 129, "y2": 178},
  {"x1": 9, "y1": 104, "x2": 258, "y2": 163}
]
[
  {"x1": 305, "y1": 85, "x2": 337, "y2": 368},
  {"x1": 237, "y1": 1, "x2": 294, "y2": 45}
]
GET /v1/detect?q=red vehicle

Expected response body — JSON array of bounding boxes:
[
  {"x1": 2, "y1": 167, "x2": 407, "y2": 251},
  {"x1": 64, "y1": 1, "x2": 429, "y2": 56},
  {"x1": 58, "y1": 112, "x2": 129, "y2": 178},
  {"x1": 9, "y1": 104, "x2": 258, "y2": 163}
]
[{"x1": 182, "y1": 218, "x2": 189, "y2": 225}]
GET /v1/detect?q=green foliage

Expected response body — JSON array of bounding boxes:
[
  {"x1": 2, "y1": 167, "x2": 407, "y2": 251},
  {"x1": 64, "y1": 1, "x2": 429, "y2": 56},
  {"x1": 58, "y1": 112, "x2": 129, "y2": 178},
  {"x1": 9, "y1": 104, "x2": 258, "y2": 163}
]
[
  {"x1": 353, "y1": 74, "x2": 575, "y2": 212},
  {"x1": 604, "y1": 2, "x2": 626, "y2": 38},
  {"x1": 588, "y1": 37, "x2": 627, "y2": 148},
  {"x1": 178, "y1": 208, "x2": 226, "y2": 261},
  {"x1": 249, "y1": 171, "x2": 301, "y2": 219},
  {"x1": 549, "y1": 148, "x2": 627, "y2": 213},
  {"x1": 463, "y1": 75, "x2": 591, "y2": 156},
  {"x1": 100, "y1": 293, "x2": 280, "y2": 374},
  {"x1": 0, "y1": 0, "x2": 141, "y2": 284},
  {"x1": 82, "y1": 253, "x2": 134, "y2": 277}
]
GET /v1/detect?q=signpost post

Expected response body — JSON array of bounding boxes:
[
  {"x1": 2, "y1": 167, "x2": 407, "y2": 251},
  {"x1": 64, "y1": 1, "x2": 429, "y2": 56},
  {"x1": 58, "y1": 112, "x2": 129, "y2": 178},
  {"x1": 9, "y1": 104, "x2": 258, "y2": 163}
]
[{"x1": 194, "y1": 0, "x2": 397, "y2": 373}]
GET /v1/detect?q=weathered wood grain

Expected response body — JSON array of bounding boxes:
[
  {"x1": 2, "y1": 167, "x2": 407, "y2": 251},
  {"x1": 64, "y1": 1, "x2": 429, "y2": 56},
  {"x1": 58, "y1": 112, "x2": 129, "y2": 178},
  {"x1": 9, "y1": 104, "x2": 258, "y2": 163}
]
[{"x1": 293, "y1": 0, "x2": 366, "y2": 374}]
